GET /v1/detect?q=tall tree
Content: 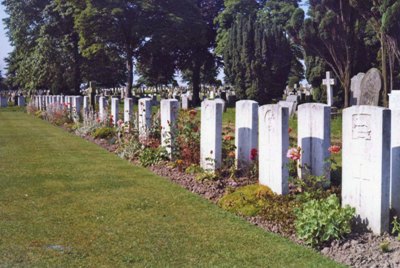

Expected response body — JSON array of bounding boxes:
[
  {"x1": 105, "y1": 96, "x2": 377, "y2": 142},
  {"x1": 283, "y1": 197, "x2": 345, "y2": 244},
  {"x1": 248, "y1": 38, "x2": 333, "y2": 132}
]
[
  {"x1": 289, "y1": 0, "x2": 364, "y2": 107},
  {"x1": 349, "y1": 0, "x2": 400, "y2": 106},
  {"x1": 216, "y1": 0, "x2": 301, "y2": 104}
]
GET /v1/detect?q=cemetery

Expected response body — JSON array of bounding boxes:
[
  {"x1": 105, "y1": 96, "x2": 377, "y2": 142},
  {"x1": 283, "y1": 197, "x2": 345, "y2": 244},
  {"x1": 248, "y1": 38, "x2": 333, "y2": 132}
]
[{"x1": 1, "y1": 0, "x2": 400, "y2": 267}]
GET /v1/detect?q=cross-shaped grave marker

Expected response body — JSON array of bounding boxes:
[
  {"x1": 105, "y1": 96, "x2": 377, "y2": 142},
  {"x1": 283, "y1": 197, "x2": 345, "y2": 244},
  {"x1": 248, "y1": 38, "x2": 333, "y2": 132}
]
[{"x1": 323, "y1": 71, "x2": 336, "y2": 106}]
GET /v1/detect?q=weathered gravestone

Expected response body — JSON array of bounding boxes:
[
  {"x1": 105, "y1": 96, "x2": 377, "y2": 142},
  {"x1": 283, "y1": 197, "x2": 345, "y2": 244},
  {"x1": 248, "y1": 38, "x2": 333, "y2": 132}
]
[
  {"x1": 200, "y1": 100, "x2": 222, "y2": 172},
  {"x1": 235, "y1": 100, "x2": 258, "y2": 169},
  {"x1": 359, "y1": 68, "x2": 382, "y2": 106},
  {"x1": 389, "y1": 91, "x2": 400, "y2": 216},
  {"x1": 259, "y1": 104, "x2": 289, "y2": 195},
  {"x1": 350, "y1": 73, "x2": 365, "y2": 106},
  {"x1": 138, "y1": 98, "x2": 152, "y2": 139},
  {"x1": 298, "y1": 103, "x2": 331, "y2": 182},
  {"x1": 111, "y1": 98, "x2": 119, "y2": 126},
  {"x1": 342, "y1": 106, "x2": 391, "y2": 234},
  {"x1": 124, "y1": 98, "x2": 133, "y2": 124},
  {"x1": 161, "y1": 99, "x2": 179, "y2": 158}
]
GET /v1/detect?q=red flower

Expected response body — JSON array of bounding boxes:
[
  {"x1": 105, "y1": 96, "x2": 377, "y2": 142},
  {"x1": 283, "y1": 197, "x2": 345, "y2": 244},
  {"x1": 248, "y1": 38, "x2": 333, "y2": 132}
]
[
  {"x1": 228, "y1": 151, "x2": 235, "y2": 158},
  {"x1": 223, "y1": 135, "x2": 234, "y2": 141},
  {"x1": 250, "y1": 148, "x2": 258, "y2": 161},
  {"x1": 328, "y1": 145, "x2": 341, "y2": 154},
  {"x1": 288, "y1": 127, "x2": 293, "y2": 134},
  {"x1": 189, "y1": 109, "x2": 197, "y2": 117}
]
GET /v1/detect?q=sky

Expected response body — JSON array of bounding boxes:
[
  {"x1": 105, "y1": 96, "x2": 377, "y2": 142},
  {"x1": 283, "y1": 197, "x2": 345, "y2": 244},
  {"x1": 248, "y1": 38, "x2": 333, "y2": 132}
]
[{"x1": 0, "y1": 3, "x2": 11, "y2": 73}]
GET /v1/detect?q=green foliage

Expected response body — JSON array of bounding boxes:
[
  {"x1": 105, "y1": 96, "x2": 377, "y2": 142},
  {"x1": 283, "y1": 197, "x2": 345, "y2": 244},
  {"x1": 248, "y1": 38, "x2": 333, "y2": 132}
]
[
  {"x1": 185, "y1": 164, "x2": 203, "y2": 175},
  {"x1": 294, "y1": 195, "x2": 355, "y2": 247},
  {"x1": 218, "y1": 184, "x2": 275, "y2": 217},
  {"x1": 380, "y1": 240, "x2": 391, "y2": 253},
  {"x1": 92, "y1": 127, "x2": 115, "y2": 139},
  {"x1": 139, "y1": 147, "x2": 169, "y2": 167},
  {"x1": 391, "y1": 216, "x2": 400, "y2": 241}
]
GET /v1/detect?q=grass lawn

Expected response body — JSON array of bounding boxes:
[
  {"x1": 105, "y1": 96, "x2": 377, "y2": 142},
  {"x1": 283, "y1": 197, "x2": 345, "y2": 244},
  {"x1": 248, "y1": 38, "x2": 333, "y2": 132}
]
[{"x1": 0, "y1": 109, "x2": 343, "y2": 267}]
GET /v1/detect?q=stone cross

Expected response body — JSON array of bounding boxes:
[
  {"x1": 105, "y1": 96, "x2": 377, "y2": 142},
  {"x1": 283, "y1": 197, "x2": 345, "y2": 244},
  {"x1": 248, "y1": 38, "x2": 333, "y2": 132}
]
[
  {"x1": 342, "y1": 106, "x2": 391, "y2": 234},
  {"x1": 200, "y1": 100, "x2": 222, "y2": 172},
  {"x1": 259, "y1": 104, "x2": 289, "y2": 195},
  {"x1": 235, "y1": 100, "x2": 258, "y2": 169},
  {"x1": 161, "y1": 99, "x2": 179, "y2": 158},
  {"x1": 323, "y1": 71, "x2": 336, "y2": 106},
  {"x1": 297, "y1": 103, "x2": 331, "y2": 183}
]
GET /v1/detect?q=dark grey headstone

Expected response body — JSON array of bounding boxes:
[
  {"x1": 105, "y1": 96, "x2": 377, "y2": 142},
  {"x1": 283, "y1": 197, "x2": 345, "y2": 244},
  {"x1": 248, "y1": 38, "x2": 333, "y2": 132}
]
[
  {"x1": 350, "y1": 73, "x2": 365, "y2": 106},
  {"x1": 359, "y1": 68, "x2": 382, "y2": 106}
]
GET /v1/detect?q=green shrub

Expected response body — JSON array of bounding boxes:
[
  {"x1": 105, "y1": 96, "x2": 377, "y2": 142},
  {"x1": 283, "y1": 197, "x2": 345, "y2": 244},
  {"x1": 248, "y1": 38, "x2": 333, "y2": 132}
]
[
  {"x1": 139, "y1": 147, "x2": 169, "y2": 167},
  {"x1": 92, "y1": 127, "x2": 116, "y2": 139},
  {"x1": 294, "y1": 194, "x2": 355, "y2": 247},
  {"x1": 218, "y1": 184, "x2": 274, "y2": 217}
]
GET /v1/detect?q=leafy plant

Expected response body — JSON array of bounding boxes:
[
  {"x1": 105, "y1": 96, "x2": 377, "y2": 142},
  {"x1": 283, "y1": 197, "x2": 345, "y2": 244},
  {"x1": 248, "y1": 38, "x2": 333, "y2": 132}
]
[
  {"x1": 139, "y1": 147, "x2": 169, "y2": 167},
  {"x1": 294, "y1": 194, "x2": 355, "y2": 247},
  {"x1": 92, "y1": 127, "x2": 116, "y2": 139},
  {"x1": 380, "y1": 240, "x2": 390, "y2": 253},
  {"x1": 218, "y1": 184, "x2": 275, "y2": 217},
  {"x1": 391, "y1": 216, "x2": 400, "y2": 241}
]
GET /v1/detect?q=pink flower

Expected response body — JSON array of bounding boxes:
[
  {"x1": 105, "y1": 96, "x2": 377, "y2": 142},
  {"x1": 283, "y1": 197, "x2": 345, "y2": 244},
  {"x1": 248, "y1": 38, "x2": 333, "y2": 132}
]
[
  {"x1": 117, "y1": 119, "x2": 124, "y2": 126},
  {"x1": 287, "y1": 147, "x2": 301, "y2": 161}
]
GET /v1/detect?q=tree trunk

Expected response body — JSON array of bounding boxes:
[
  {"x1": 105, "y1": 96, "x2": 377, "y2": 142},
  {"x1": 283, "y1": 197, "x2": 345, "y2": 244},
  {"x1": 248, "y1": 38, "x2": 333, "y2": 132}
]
[
  {"x1": 73, "y1": 33, "x2": 81, "y2": 95},
  {"x1": 125, "y1": 49, "x2": 133, "y2": 98},
  {"x1": 381, "y1": 35, "x2": 388, "y2": 107},
  {"x1": 191, "y1": 60, "x2": 201, "y2": 107}
]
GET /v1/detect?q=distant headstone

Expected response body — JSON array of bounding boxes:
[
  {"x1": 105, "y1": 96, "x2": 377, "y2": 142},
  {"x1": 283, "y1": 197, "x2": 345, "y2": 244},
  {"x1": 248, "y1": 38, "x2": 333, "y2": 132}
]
[
  {"x1": 259, "y1": 104, "x2": 289, "y2": 195},
  {"x1": 0, "y1": 96, "x2": 7, "y2": 107},
  {"x1": 17, "y1": 96, "x2": 25, "y2": 107},
  {"x1": 235, "y1": 100, "x2": 258, "y2": 169},
  {"x1": 359, "y1": 68, "x2": 382, "y2": 106},
  {"x1": 181, "y1": 95, "x2": 189, "y2": 110},
  {"x1": 298, "y1": 103, "x2": 331, "y2": 183},
  {"x1": 99, "y1": 97, "x2": 107, "y2": 121},
  {"x1": 350, "y1": 73, "x2": 365, "y2": 106},
  {"x1": 342, "y1": 106, "x2": 391, "y2": 234},
  {"x1": 200, "y1": 100, "x2": 222, "y2": 172}
]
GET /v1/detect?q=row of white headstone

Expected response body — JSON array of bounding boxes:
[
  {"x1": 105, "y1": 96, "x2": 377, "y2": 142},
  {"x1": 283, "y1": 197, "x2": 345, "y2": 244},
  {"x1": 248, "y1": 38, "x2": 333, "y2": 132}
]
[
  {"x1": 0, "y1": 95, "x2": 26, "y2": 107},
  {"x1": 32, "y1": 94, "x2": 399, "y2": 236}
]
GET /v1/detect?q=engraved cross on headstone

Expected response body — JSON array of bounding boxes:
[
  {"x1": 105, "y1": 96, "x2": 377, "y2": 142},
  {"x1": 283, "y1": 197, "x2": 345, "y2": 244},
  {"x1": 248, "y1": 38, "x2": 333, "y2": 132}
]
[{"x1": 323, "y1": 71, "x2": 336, "y2": 107}]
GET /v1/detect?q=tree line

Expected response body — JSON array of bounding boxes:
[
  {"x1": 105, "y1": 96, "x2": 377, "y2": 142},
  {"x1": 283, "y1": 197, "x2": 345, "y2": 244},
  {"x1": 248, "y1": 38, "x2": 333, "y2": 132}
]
[{"x1": 2, "y1": 0, "x2": 400, "y2": 107}]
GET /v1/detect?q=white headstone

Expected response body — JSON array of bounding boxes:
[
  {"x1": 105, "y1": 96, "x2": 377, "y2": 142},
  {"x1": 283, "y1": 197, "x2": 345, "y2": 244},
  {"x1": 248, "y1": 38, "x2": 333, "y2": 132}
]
[
  {"x1": 322, "y1": 71, "x2": 336, "y2": 107},
  {"x1": 99, "y1": 96, "x2": 107, "y2": 121},
  {"x1": 124, "y1": 98, "x2": 133, "y2": 124},
  {"x1": 342, "y1": 106, "x2": 391, "y2": 234},
  {"x1": 111, "y1": 98, "x2": 119, "y2": 125},
  {"x1": 138, "y1": 98, "x2": 152, "y2": 138},
  {"x1": 83, "y1": 96, "x2": 89, "y2": 113},
  {"x1": 215, "y1": 98, "x2": 227, "y2": 112},
  {"x1": 389, "y1": 91, "x2": 400, "y2": 216},
  {"x1": 73, "y1": 96, "x2": 83, "y2": 116},
  {"x1": 17, "y1": 96, "x2": 25, "y2": 107},
  {"x1": 200, "y1": 100, "x2": 222, "y2": 172},
  {"x1": 298, "y1": 103, "x2": 331, "y2": 182},
  {"x1": 181, "y1": 95, "x2": 189, "y2": 110},
  {"x1": 0, "y1": 96, "x2": 7, "y2": 107},
  {"x1": 350, "y1": 73, "x2": 365, "y2": 106},
  {"x1": 161, "y1": 99, "x2": 179, "y2": 158},
  {"x1": 259, "y1": 104, "x2": 289, "y2": 194},
  {"x1": 235, "y1": 100, "x2": 258, "y2": 169}
]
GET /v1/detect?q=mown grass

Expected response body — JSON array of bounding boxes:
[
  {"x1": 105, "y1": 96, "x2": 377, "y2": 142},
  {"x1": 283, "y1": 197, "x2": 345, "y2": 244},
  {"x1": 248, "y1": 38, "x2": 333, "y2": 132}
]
[{"x1": 0, "y1": 111, "x2": 343, "y2": 267}]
